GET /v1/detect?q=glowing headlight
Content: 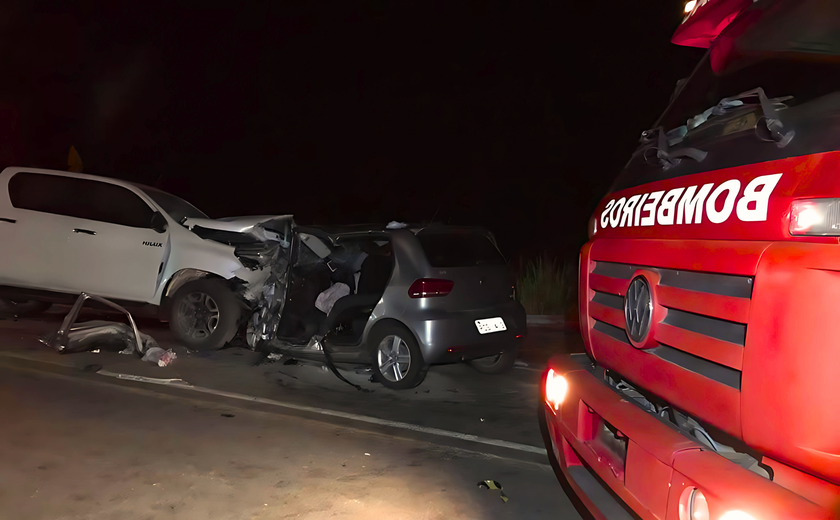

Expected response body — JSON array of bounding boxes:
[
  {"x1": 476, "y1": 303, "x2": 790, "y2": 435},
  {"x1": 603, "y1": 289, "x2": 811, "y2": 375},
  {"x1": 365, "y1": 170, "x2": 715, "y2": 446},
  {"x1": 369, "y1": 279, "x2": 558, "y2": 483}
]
[
  {"x1": 679, "y1": 488, "x2": 709, "y2": 520},
  {"x1": 545, "y1": 369, "x2": 568, "y2": 411}
]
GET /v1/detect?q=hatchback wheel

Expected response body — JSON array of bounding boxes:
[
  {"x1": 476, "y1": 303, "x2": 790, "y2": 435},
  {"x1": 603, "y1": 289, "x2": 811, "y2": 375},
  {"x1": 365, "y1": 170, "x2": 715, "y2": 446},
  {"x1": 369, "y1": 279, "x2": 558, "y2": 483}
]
[
  {"x1": 169, "y1": 279, "x2": 241, "y2": 351},
  {"x1": 370, "y1": 324, "x2": 428, "y2": 390},
  {"x1": 0, "y1": 299, "x2": 51, "y2": 317}
]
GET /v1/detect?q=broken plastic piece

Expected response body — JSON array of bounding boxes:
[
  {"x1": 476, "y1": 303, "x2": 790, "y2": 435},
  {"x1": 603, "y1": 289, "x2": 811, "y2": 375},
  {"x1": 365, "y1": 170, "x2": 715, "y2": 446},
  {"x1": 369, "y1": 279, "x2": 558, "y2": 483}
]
[
  {"x1": 141, "y1": 347, "x2": 177, "y2": 367},
  {"x1": 386, "y1": 221, "x2": 407, "y2": 229},
  {"x1": 477, "y1": 480, "x2": 509, "y2": 503},
  {"x1": 41, "y1": 293, "x2": 156, "y2": 356}
]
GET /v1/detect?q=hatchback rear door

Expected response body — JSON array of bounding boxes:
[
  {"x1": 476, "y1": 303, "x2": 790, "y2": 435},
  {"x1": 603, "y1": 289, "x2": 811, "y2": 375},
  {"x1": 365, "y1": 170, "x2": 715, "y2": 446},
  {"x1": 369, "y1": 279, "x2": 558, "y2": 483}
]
[{"x1": 414, "y1": 229, "x2": 512, "y2": 308}]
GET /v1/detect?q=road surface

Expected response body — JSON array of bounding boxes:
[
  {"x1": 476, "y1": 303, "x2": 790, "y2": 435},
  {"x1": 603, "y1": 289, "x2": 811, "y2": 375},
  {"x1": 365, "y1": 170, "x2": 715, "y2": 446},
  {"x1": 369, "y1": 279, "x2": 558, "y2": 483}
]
[{"x1": 0, "y1": 309, "x2": 586, "y2": 519}]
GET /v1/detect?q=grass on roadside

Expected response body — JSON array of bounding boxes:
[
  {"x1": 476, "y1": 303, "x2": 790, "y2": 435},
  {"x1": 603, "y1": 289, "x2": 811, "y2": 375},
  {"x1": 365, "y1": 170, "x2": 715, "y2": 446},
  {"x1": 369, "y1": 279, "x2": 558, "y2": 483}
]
[{"x1": 516, "y1": 256, "x2": 576, "y2": 316}]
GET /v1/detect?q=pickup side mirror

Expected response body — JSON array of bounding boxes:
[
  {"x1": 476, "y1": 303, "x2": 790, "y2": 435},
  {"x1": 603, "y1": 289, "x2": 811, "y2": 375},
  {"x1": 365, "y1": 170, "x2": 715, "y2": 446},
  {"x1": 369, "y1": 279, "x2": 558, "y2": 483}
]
[{"x1": 151, "y1": 211, "x2": 168, "y2": 234}]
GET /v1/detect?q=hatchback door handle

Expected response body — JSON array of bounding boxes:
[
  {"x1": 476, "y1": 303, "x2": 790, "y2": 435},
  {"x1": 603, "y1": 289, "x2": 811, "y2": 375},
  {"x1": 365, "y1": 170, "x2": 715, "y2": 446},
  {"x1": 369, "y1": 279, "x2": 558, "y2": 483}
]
[
  {"x1": 0, "y1": 218, "x2": 15, "y2": 223},
  {"x1": 73, "y1": 228, "x2": 96, "y2": 235}
]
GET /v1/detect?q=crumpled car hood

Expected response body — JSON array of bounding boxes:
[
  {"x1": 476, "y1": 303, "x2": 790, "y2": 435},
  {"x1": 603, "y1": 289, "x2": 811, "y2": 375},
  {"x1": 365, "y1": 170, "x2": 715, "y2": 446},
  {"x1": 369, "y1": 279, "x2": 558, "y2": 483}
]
[{"x1": 183, "y1": 215, "x2": 293, "y2": 234}]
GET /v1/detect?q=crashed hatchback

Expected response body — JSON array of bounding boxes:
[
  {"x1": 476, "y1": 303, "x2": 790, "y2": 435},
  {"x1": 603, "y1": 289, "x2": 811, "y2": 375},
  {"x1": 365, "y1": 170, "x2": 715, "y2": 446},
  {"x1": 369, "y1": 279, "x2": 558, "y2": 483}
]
[{"x1": 245, "y1": 223, "x2": 527, "y2": 389}]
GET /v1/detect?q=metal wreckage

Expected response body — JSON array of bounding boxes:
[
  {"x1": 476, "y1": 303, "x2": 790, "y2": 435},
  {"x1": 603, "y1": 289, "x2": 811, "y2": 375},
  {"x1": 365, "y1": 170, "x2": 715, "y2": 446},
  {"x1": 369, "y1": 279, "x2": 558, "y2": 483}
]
[{"x1": 39, "y1": 216, "x2": 388, "y2": 387}]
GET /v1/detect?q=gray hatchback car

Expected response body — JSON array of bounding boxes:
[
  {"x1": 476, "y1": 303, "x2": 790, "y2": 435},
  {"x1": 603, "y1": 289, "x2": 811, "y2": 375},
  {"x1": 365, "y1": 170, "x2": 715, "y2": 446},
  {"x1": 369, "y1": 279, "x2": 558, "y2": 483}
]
[{"x1": 248, "y1": 223, "x2": 526, "y2": 389}]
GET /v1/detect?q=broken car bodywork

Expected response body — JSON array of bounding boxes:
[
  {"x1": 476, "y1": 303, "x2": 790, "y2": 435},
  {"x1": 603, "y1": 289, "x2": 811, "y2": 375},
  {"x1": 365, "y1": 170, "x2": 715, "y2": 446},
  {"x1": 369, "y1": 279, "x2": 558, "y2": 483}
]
[
  {"x1": 41, "y1": 293, "x2": 158, "y2": 355},
  {"x1": 175, "y1": 215, "x2": 295, "y2": 309}
]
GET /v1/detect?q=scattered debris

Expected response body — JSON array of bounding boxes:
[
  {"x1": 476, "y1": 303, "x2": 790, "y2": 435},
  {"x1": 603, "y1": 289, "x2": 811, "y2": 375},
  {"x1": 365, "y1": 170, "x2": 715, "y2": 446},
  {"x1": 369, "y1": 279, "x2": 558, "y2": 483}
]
[
  {"x1": 96, "y1": 369, "x2": 191, "y2": 386},
  {"x1": 141, "y1": 347, "x2": 177, "y2": 367},
  {"x1": 480, "y1": 418, "x2": 485, "y2": 422},
  {"x1": 514, "y1": 360, "x2": 529, "y2": 368},
  {"x1": 386, "y1": 221, "x2": 408, "y2": 229},
  {"x1": 477, "y1": 480, "x2": 509, "y2": 503},
  {"x1": 447, "y1": 388, "x2": 460, "y2": 393},
  {"x1": 221, "y1": 414, "x2": 235, "y2": 418},
  {"x1": 364, "y1": 453, "x2": 370, "y2": 456},
  {"x1": 41, "y1": 293, "x2": 155, "y2": 356},
  {"x1": 91, "y1": 349, "x2": 100, "y2": 354}
]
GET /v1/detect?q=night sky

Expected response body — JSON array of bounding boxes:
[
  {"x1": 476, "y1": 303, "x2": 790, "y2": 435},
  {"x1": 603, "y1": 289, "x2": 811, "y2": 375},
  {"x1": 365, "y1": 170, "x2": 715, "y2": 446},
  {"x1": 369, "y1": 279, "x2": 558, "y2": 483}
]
[{"x1": 0, "y1": 0, "x2": 703, "y2": 261}]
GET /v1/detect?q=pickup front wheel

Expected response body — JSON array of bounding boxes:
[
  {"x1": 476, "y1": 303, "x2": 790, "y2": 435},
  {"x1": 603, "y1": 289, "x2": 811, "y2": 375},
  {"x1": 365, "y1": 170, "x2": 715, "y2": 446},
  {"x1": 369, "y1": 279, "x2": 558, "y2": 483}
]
[{"x1": 169, "y1": 279, "x2": 241, "y2": 351}]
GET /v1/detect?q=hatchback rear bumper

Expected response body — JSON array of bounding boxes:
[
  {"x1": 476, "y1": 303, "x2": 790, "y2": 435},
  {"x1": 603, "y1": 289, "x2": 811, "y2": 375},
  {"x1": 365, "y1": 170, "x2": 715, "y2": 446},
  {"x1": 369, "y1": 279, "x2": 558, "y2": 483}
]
[
  {"x1": 406, "y1": 300, "x2": 526, "y2": 364},
  {"x1": 542, "y1": 354, "x2": 830, "y2": 520}
]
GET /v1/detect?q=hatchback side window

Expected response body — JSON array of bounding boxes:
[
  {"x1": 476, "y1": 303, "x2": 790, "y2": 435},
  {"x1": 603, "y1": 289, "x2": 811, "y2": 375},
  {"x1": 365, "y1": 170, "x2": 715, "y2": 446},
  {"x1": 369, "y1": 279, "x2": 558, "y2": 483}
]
[{"x1": 9, "y1": 172, "x2": 155, "y2": 228}]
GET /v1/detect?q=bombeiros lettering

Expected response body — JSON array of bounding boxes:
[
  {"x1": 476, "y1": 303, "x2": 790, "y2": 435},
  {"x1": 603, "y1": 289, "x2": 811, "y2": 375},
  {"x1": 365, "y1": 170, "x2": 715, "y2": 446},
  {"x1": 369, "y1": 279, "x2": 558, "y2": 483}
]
[{"x1": 600, "y1": 173, "x2": 783, "y2": 228}]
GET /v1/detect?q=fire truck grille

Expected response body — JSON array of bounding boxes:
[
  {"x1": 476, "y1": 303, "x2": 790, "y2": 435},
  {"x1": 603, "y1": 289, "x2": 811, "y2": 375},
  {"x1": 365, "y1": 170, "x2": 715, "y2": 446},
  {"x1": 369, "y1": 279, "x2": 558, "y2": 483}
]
[{"x1": 588, "y1": 261, "x2": 751, "y2": 390}]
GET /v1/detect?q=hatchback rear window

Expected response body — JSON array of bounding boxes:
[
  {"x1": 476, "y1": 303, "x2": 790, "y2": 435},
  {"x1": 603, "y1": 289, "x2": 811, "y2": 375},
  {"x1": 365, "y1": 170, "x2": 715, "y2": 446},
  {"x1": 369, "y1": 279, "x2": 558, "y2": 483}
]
[{"x1": 417, "y1": 232, "x2": 505, "y2": 267}]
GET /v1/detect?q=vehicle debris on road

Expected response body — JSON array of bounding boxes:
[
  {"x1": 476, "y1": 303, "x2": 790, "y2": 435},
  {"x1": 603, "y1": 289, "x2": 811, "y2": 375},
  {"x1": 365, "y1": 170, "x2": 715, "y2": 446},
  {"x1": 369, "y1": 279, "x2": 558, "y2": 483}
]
[
  {"x1": 141, "y1": 347, "x2": 177, "y2": 367},
  {"x1": 477, "y1": 480, "x2": 509, "y2": 503},
  {"x1": 41, "y1": 293, "x2": 156, "y2": 356}
]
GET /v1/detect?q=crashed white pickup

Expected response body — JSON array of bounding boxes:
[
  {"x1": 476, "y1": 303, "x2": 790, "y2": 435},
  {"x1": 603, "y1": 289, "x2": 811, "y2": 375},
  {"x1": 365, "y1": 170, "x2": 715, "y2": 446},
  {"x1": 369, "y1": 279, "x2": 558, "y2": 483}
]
[{"x1": 0, "y1": 166, "x2": 296, "y2": 350}]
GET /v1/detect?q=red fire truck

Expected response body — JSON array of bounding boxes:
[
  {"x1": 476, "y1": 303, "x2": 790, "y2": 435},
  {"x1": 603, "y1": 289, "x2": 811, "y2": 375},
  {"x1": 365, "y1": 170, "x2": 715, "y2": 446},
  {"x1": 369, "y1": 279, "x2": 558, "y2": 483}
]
[{"x1": 541, "y1": 1, "x2": 840, "y2": 519}]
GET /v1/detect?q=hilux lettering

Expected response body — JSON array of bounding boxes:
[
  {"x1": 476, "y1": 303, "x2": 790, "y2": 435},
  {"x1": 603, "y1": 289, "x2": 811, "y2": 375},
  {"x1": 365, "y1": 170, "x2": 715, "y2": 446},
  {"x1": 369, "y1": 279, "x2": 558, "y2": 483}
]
[
  {"x1": 143, "y1": 241, "x2": 163, "y2": 247},
  {"x1": 600, "y1": 173, "x2": 783, "y2": 229}
]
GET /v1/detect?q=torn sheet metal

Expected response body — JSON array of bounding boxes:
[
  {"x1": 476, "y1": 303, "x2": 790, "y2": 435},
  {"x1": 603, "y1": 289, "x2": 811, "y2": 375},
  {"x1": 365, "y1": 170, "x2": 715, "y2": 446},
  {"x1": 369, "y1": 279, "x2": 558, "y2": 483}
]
[
  {"x1": 40, "y1": 293, "x2": 156, "y2": 356},
  {"x1": 183, "y1": 214, "x2": 294, "y2": 239}
]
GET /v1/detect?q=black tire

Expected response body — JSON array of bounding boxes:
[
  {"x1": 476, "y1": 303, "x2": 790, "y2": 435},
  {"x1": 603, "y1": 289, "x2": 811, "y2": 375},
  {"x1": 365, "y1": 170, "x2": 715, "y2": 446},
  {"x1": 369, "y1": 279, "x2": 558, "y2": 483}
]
[
  {"x1": 369, "y1": 323, "x2": 428, "y2": 390},
  {"x1": 169, "y1": 279, "x2": 241, "y2": 351},
  {"x1": 0, "y1": 299, "x2": 52, "y2": 317},
  {"x1": 468, "y1": 345, "x2": 519, "y2": 375}
]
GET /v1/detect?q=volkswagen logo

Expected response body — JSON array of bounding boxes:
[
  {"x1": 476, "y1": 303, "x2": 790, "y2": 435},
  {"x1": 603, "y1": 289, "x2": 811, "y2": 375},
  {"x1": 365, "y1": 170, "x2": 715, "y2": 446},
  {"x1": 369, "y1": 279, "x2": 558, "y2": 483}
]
[{"x1": 624, "y1": 276, "x2": 653, "y2": 343}]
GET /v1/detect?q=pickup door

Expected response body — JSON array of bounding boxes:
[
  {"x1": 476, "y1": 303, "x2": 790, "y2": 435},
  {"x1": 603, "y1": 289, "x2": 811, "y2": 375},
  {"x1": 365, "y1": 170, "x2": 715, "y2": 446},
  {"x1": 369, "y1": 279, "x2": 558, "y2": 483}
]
[{"x1": 0, "y1": 171, "x2": 168, "y2": 303}]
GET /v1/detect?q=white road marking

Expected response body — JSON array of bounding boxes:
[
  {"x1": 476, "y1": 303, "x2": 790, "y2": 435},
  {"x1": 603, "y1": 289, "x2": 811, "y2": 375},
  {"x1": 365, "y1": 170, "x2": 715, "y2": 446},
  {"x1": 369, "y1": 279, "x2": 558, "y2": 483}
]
[
  {"x1": 0, "y1": 351, "x2": 548, "y2": 457},
  {"x1": 95, "y1": 369, "x2": 547, "y2": 456}
]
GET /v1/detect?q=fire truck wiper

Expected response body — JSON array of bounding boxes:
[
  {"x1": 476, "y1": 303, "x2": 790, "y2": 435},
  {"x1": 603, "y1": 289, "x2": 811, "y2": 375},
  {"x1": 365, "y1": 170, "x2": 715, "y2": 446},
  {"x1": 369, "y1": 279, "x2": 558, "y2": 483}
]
[
  {"x1": 685, "y1": 87, "x2": 794, "y2": 147},
  {"x1": 747, "y1": 87, "x2": 795, "y2": 148},
  {"x1": 639, "y1": 126, "x2": 708, "y2": 170}
]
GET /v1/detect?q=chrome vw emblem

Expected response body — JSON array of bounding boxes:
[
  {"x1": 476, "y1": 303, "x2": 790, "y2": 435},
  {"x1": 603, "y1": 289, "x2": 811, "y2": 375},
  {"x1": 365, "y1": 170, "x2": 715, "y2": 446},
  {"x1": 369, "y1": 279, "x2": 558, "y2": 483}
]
[{"x1": 624, "y1": 276, "x2": 652, "y2": 343}]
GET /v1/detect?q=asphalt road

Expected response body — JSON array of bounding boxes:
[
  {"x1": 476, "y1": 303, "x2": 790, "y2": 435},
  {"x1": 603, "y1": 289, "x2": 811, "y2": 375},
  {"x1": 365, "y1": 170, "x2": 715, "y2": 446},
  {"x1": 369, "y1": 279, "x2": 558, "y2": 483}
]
[{"x1": 0, "y1": 308, "x2": 586, "y2": 519}]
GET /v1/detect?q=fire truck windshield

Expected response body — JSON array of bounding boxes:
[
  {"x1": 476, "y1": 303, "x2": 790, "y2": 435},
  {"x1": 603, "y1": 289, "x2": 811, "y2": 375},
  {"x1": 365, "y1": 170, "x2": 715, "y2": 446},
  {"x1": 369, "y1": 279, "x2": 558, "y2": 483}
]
[
  {"x1": 661, "y1": 0, "x2": 840, "y2": 134},
  {"x1": 657, "y1": 51, "x2": 840, "y2": 136}
]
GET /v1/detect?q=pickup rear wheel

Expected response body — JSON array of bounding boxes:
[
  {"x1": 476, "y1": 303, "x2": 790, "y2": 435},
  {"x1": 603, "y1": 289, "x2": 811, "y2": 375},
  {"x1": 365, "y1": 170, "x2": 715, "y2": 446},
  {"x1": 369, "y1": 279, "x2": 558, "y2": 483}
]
[
  {"x1": 0, "y1": 299, "x2": 52, "y2": 317},
  {"x1": 169, "y1": 279, "x2": 240, "y2": 351}
]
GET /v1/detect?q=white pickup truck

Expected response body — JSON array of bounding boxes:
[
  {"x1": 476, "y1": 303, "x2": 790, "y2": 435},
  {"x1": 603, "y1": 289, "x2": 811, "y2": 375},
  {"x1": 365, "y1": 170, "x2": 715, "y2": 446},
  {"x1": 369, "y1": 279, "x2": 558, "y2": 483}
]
[{"x1": 0, "y1": 166, "x2": 292, "y2": 350}]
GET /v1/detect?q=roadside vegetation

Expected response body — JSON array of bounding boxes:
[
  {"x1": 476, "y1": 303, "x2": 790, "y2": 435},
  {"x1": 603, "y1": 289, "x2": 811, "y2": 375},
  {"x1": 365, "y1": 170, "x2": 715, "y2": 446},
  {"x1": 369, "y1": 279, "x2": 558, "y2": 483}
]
[{"x1": 515, "y1": 256, "x2": 577, "y2": 316}]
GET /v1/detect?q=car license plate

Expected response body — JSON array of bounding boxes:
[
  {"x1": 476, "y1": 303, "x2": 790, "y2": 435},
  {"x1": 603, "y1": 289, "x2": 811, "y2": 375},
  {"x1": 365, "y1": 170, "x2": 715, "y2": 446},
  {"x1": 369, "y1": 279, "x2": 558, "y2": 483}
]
[{"x1": 475, "y1": 317, "x2": 506, "y2": 334}]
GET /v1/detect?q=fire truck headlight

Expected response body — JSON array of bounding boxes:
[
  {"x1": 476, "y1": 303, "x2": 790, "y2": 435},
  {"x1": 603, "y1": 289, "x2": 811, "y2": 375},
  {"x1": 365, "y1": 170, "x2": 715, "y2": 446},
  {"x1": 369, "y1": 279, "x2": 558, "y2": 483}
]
[
  {"x1": 545, "y1": 369, "x2": 568, "y2": 412},
  {"x1": 679, "y1": 488, "x2": 709, "y2": 520},
  {"x1": 789, "y1": 198, "x2": 840, "y2": 236}
]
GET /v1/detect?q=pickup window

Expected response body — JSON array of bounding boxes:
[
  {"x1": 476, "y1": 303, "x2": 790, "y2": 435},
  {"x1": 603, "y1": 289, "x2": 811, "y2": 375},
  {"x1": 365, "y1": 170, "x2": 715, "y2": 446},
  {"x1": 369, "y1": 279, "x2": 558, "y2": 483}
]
[{"x1": 9, "y1": 172, "x2": 155, "y2": 228}]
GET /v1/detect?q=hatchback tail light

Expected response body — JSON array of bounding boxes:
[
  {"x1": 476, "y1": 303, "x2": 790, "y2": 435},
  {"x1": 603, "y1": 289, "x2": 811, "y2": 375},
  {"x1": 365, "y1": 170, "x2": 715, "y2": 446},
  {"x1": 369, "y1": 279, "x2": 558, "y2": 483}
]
[
  {"x1": 790, "y1": 198, "x2": 840, "y2": 236},
  {"x1": 408, "y1": 279, "x2": 454, "y2": 298}
]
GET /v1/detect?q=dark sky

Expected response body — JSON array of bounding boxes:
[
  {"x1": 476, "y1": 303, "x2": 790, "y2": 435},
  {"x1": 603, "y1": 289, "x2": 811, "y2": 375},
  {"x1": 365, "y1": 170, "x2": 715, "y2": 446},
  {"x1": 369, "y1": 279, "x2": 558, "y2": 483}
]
[{"x1": 0, "y1": 0, "x2": 703, "y2": 261}]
